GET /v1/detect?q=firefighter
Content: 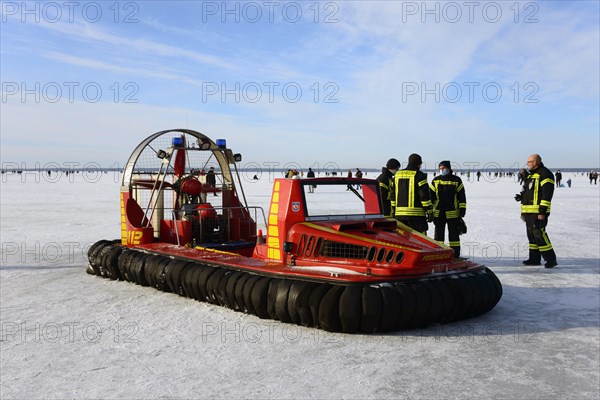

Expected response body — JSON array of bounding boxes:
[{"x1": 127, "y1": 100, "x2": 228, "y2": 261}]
[
  {"x1": 394, "y1": 153, "x2": 432, "y2": 234},
  {"x1": 514, "y1": 154, "x2": 558, "y2": 268},
  {"x1": 430, "y1": 160, "x2": 466, "y2": 258},
  {"x1": 376, "y1": 158, "x2": 400, "y2": 217}
]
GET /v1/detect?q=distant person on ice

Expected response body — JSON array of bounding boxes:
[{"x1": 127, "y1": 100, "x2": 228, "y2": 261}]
[
  {"x1": 393, "y1": 153, "x2": 433, "y2": 234},
  {"x1": 306, "y1": 167, "x2": 316, "y2": 193},
  {"x1": 518, "y1": 168, "x2": 527, "y2": 185},
  {"x1": 206, "y1": 167, "x2": 217, "y2": 196},
  {"x1": 354, "y1": 168, "x2": 363, "y2": 189},
  {"x1": 376, "y1": 158, "x2": 400, "y2": 217},
  {"x1": 555, "y1": 170, "x2": 562, "y2": 187},
  {"x1": 430, "y1": 161, "x2": 466, "y2": 258},
  {"x1": 346, "y1": 169, "x2": 353, "y2": 190},
  {"x1": 514, "y1": 154, "x2": 557, "y2": 268}
]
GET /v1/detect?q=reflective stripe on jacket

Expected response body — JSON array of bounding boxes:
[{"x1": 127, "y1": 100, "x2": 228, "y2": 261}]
[
  {"x1": 430, "y1": 174, "x2": 466, "y2": 219},
  {"x1": 521, "y1": 164, "x2": 554, "y2": 214},
  {"x1": 394, "y1": 169, "x2": 432, "y2": 217}
]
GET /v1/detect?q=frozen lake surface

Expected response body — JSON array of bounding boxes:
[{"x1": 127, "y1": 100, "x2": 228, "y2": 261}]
[{"x1": 1, "y1": 171, "x2": 599, "y2": 399}]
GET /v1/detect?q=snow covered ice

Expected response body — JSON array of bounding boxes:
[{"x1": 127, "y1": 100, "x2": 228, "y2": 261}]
[{"x1": 1, "y1": 170, "x2": 599, "y2": 399}]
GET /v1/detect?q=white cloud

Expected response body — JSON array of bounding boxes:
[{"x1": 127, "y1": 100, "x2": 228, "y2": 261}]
[
  {"x1": 480, "y1": 10, "x2": 600, "y2": 100},
  {"x1": 28, "y1": 18, "x2": 236, "y2": 70},
  {"x1": 42, "y1": 51, "x2": 204, "y2": 86}
]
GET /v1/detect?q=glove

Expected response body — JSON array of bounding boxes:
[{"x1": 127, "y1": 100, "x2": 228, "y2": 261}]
[
  {"x1": 514, "y1": 193, "x2": 522, "y2": 202},
  {"x1": 535, "y1": 216, "x2": 547, "y2": 229},
  {"x1": 458, "y1": 218, "x2": 467, "y2": 235},
  {"x1": 427, "y1": 211, "x2": 434, "y2": 223},
  {"x1": 459, "y1": 209, "x2": 466, "y2": 218}
]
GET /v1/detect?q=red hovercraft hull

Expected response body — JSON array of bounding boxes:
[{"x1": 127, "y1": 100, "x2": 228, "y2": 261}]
[{"x1": 87, "y1": 129, "x2": 502, "y2": 333}]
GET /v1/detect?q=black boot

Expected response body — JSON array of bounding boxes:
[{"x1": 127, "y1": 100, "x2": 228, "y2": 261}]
[
  {"x1": 542, "y1": 249, "x2": 558, "y2": 268},
  {"x1": 452, "y1": 247, "x2": 461, "y2": 259},
  {"x1": 523, "y1": 250, "x2": 541, "y2": 266}
]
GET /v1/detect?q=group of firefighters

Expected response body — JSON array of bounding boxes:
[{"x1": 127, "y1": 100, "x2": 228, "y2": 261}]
[{"x1": 375, "y1": 153, "x2": 557, "y2": 268}]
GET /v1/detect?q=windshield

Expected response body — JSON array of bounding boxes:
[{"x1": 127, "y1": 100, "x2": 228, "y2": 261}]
[{"x1": 302, "y1": 180, "x2": 382, "y2": 220}]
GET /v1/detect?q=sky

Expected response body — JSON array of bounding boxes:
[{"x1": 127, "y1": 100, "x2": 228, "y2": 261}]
[{"x1": 1, "y1": 0, "x2": 599, "y2": 172}]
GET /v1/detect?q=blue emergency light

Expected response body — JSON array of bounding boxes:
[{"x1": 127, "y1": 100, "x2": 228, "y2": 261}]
[
  {"x1": 216, "y1": 139, "x2": 227, "y2": 149},
  {"x1": 172, "y1": 136, "x2": 184, "y2": 147}
]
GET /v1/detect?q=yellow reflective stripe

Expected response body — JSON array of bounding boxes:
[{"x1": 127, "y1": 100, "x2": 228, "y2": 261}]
[
  {"x1": 436, "y1": 180, "x2": 458, "y2": 185},
  {"x1": 268, "y1": 248, "x2": 281, "y2": 259},
  {"x1": 396, "y1": 171, "x2": 416, "y2": 177},
  {"x1": 270, "y1": 202, "x2": 279, "y2": 214},
  {"x1": 541, "y1": 228, "x2": 552, "y2": 246},
  {"x1": 396, "y1": 170, "x2": 416, "y2": 209},
  {"x1": 409, "y1": 176, "x2": 414, "y2": 208},
  {"x1": 459, "y1": 203, "x2": 467, "y2": 209},
  {"x1": 529, "y1": 243, "x2": 539, "y2": 249},
  {"x1": 396, "y1": 171, "x2": 422, "y2": 208},
  {"x1": 539, "y1": 244, "x2": 553, "y2": 251},
  {"x1": 540, "y1": 200, "x2": 551, "y2": 207},
  {"x1": 421, "y1": 200, "x2": 432, "y2": 207},
  {"x1": 449, "y1": 241, "x2": 460, "y2": 247},
  {"x1": 445, "y1": 210, "x2": 460, "y2": 218},
  {"x1": 395, "y1": 207, "x2": 426, "y2": 216},
  {"x1": 379, "y1": 181, "x2": 389, "y2": 190},
  {"x1": 522, "y1": 205, "x2": 539, "y2": 213},
  {"x1": 418, "y1": 179, "x2": 428, "y2": 187},
  {"x1": 457, "y1": 183, "x2": 464, "y2": 191},
  {"x1": 541, "y1": 178, "x2": 554, "y2": 186},
  {"x1": 528, "y1": 173, "x2": 540, "y2": 206}
]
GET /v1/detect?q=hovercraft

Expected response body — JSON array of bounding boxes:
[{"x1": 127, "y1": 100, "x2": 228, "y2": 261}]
[{"x1": 87, "y1": 129, "x2": 502, "y2": 333}]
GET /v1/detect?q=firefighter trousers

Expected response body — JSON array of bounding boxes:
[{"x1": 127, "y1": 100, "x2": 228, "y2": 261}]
[
  {"x1": 523, "y1": 213, "x2": 555, "y2": 262},
  {"x1": 434, "y1": 217, "x2": 460, "y2": 258}
]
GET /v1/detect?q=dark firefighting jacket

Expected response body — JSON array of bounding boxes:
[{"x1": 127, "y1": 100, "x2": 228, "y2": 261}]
[
  {"x1": 521, "y1": 163, "x2": 555, "y2": 215},
  {"x1": 376, "y1": 167, "x2": 395, "y2": 216},
  {"x1": 430, "y1": 173, "x2": 466, "y2": 219},
  {"x1": 394, "y1": 167, "x2": 432, "y2": 217}
]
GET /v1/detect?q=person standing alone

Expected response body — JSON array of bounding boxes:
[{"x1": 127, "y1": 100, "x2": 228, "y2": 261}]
[
  {"x1": 206, "y1": 167, "x2": 217, "y2": 196},
  {"x1": 430, "y1": 161, "x2": 466, "y2": 258},
  {"x1": 555, "y1": 170, "x2": 562, "y2": 187},
  {"x1": 515, "y1": 154, "x2": 558, "y2": 268},
  {"x1": 306, "y1": 167, "x2": 316, "y2": 193}
]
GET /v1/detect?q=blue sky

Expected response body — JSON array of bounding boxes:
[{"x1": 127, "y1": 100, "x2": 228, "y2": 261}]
[{"x1": 1, "y1": 1, "x2": 599, "y2": 171}]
